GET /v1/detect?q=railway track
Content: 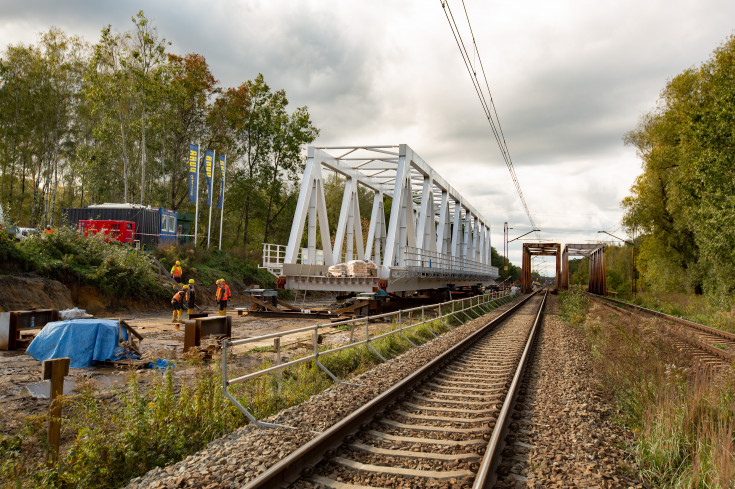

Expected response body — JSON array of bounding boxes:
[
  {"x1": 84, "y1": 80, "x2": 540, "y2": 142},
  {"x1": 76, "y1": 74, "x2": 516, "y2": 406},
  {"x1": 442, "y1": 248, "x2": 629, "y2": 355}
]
[
  {"x1": 243, "y1": 290, "x2": 548, "y2": 489},
  {"x1": 589, "y1": 294, "x2": 735, "y2": 367}
]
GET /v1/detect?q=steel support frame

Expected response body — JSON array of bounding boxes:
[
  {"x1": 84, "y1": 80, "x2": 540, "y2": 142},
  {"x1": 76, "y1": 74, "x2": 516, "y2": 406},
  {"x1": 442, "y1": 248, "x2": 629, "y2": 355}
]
[
  {"x1": 560, "y1": 243, "x2": 606, "y2": 293},
  {"x1": 588, "y1": 246, "x2": 607, "y2": 296},
  {"x1": 521, "y1": 242, "x2": 561, "y2": 294},
  {"x1": 281, "y1": 145, "x2": 498, "y2": 291}
]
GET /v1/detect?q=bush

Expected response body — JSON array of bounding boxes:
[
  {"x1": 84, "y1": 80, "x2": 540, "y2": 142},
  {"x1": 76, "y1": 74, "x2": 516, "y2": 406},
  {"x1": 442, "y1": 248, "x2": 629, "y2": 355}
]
[
  {"x1": 155, "y1": 245, "x2": 275, "y2": 289},
  {"x1": 16, "y1": 226, "x2": 170, "y2": 301}
]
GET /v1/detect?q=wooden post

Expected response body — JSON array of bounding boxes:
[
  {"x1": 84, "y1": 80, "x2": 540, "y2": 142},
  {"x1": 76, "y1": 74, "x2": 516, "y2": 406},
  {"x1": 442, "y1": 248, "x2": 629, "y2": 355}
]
[{"x1": 42, "y1": 357, "x2": 70, "y2": 464}]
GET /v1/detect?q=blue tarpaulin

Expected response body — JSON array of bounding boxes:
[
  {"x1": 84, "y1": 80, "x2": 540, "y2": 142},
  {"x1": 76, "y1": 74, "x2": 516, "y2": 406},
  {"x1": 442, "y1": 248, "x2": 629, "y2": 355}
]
[{"x1": 26, "y1": 319, "x2": 139, "y2": 368}]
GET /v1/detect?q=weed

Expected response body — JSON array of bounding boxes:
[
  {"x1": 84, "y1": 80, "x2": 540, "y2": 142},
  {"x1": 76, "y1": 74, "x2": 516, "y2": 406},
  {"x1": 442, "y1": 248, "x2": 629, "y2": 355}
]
[
  {"x1": 2, "y1": 294, "x2": 510, "y2": 489},
  {"x1": 559, "y1": 291, "x2": 735, "y2": 488}
]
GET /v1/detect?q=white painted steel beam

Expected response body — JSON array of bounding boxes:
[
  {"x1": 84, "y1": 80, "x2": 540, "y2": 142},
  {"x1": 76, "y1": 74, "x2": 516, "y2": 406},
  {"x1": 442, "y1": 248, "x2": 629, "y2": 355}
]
[{"x1": 279, "y1": 145, "x2": 498, "y2": 292}]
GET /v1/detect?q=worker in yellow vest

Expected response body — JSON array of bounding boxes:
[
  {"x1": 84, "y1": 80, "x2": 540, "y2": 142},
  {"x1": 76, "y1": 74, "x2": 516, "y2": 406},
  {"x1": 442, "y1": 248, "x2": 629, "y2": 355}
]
[
  {"x1": 186, "y1": 278, "x2": 196, "y2": 318},
  {"x1": 215, "y1": 278, "x2": 231, "y2": 315},
  {"x1": 171, "y1": 261, "x2": 182, "y2": 288}
]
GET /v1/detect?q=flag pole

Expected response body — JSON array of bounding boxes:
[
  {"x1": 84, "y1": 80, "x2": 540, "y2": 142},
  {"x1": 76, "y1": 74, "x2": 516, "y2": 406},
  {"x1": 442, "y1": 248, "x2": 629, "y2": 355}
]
[
  {"x1": 207, "y1": 150, "x2": 215, "y2": 250},
  {"x1": 194, "y1": 142, "x2": 200, "y2": 246},
  {"x1": 218, "y1": 155, "x2": 226, "y2": 250}
]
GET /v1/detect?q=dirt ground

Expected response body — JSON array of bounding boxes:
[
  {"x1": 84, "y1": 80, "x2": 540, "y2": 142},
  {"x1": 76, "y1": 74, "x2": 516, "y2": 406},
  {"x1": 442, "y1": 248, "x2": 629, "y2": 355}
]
[{"x1": 0, "y1": 289, "x2": 381, "y2": 437}]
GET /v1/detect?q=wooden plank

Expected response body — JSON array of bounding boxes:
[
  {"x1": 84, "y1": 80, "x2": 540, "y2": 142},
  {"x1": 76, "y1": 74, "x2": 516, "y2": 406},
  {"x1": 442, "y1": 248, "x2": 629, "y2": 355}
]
[
  {"x1": 276, "y1": 299, "x2": 301, "y2": 311},
  {"x1": 250, "y1": 296, "x2": 283, "y2": 313}
]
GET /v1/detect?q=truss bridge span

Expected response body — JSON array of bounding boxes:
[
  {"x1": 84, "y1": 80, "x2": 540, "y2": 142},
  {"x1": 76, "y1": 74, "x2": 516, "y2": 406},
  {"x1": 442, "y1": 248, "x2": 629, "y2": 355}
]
[{"x1": 263, "y1": 145, "x2": 499, "y2": 293}]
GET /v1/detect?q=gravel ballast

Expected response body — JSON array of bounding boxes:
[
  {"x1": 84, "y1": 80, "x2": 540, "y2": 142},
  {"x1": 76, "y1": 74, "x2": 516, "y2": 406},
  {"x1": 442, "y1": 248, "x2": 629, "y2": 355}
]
[{"x1": 126, "y1": 294, "x2": 646, "y2": 489}]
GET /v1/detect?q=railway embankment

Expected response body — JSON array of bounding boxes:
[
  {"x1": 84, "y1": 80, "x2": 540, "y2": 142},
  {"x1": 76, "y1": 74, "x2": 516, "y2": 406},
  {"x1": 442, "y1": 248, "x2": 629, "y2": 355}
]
[{"x1": 126, "y1": 294, "x2": 647, "y2": 489}]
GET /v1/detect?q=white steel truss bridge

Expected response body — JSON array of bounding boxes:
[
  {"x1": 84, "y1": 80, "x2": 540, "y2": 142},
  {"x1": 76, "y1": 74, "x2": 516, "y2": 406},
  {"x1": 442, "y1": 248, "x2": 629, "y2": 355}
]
[{"x1": 262, "y1": 144, "x2": 499, "y2": 293}]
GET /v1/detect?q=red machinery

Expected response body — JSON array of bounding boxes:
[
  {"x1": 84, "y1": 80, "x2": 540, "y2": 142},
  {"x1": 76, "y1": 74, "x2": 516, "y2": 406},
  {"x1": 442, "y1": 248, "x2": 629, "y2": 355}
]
[{"x1": 78, "y1": 220, "x2": 135, "y2": 243}]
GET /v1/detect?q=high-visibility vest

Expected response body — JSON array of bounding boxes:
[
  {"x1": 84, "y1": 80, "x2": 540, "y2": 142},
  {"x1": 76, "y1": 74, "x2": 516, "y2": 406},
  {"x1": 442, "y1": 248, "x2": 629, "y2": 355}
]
[
  {"x1": 172, "y1": 290, "x2": 186, "y2": 303},
  {"x1": 216, "y1": 284, "x2": 231, "y2": 301},
  {"x1": 171, "y1": 265, "x2": 182, "y2": 278}
]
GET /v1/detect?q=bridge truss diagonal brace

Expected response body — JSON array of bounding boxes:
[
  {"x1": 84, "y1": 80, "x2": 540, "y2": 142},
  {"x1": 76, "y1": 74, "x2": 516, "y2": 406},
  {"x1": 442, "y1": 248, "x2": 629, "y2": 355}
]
[{"x1": 285, "y1": 152, "x2": 334, "y2": 266}]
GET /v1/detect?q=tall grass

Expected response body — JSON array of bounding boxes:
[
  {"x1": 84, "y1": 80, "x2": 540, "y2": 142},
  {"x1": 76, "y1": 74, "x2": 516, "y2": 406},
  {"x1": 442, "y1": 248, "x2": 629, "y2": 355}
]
[
  {"x1": 559, "y1": 290, "x2": 735, "y2": 488},
  {"x1": 0, "y1": 297, "x2": 498, "y2": 489},
  {"x1": 624, "y1": 291, "x2": 735, "y2": 334}
]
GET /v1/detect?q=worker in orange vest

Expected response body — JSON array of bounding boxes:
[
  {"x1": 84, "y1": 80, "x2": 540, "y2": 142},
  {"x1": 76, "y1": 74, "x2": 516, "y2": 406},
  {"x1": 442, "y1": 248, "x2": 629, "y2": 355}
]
[
  {"x1": 43, "y1": 225, "x2": 53, "y2": 235},
  {"x1": 171, "y1": 285, "x2": 188, "y2": 323},
  {"x1": 215, "y1": 278, "x2": 231, "y2": 316},
  {"x1": 170, "y1": 261, "x2": 182, "y2": 288}
]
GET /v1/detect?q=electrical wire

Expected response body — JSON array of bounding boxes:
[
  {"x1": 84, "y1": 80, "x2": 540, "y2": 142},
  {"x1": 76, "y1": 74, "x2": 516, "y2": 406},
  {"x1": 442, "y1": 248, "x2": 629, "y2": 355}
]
[{"x1": 439, "y1": 0, "x2": 538, "y2": 236}]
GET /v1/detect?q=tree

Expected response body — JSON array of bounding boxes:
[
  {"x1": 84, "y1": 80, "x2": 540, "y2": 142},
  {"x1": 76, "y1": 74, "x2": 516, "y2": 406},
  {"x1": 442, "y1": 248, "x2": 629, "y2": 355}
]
[
  {"x1": 129, "y1": 11, "x2": 167, "y2": 205},
  {"x1": 223, "y1": 74, "x2": 318, "y2": 250},
  {"x1": 623, "y1": 34, "x2": 735, "y2": 297}
]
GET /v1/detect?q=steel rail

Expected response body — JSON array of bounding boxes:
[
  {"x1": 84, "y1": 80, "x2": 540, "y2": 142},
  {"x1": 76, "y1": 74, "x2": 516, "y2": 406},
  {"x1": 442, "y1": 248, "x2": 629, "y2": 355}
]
[
  {"x1": 588, "y1": 294, "x2": 735, "y2": 362},
  {"x1": 241, "y1": 291, "x2": 540, "y2": 489},
  {"x1": 473, "y1": 288, "x2": 548, "y2": 488}
]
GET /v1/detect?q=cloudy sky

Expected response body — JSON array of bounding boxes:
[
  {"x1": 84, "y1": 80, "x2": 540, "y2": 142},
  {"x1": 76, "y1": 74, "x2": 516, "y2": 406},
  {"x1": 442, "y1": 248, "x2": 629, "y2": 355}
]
[{"x1": 2, "y1": 0, "x2": 734, "y2": 274}]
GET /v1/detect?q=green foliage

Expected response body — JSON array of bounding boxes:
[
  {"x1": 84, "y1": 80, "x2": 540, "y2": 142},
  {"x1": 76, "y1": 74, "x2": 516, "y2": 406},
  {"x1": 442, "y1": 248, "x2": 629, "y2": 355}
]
[
  {"x1": 12, "y1": 226, "x2": 170, "y2": 300},
  {"x1": 155, "y1": 244, "x2": 275, "y2": 289},
  {"x1": 559, "y1": 290, "x2": 590, "y2": 326},
  {"x1": 2, "y1": 363, "x2": 242, "y2": 489},
  {"x1": 567, "y1": 293, "x2": 735, "y2": 487},
  {"x1": 623, "y1": 34, "x2": 735, "y2": 300},
  {"x1": 0, "y1": 17, "x2": 318, "y2": 259}
]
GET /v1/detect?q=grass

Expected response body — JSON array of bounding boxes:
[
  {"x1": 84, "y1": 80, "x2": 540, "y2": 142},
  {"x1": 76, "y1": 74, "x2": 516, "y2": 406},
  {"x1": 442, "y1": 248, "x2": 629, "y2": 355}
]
[
  {"x1": 619, "y1": 291, "x2": 735, "y2": 335},
  {"x1": 0, "y1": 293, "x2": 512, "y2": 489},
  {"x1": 559, "y1": 289, "x2": 735, "y2": 488}
]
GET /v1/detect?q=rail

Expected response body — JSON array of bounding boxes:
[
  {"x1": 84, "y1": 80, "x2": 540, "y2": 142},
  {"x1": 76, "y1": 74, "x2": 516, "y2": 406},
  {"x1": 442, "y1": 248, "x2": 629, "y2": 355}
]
[
  {"x1": 222, "y1": 289, "x2": 519, "y2": 427},
  {"x1": 474, "y1": 288, "x2": 547, "y2": 488},
  {"x1": 239, "y1": 290, "x2": 540, "y2": 488},
  {"x1": 589, "y1": 293, "x2": 735, "y2": 363}
]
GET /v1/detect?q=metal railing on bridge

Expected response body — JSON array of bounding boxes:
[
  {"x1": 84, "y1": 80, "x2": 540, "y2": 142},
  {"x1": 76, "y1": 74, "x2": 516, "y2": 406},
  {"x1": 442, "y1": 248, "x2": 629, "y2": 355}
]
[
  {"x1": 403, "y1": 247, "x2": 499, "y2": 279},
  {"x1": 221, "y1": 288, "x2": 518, "y2": 427}
]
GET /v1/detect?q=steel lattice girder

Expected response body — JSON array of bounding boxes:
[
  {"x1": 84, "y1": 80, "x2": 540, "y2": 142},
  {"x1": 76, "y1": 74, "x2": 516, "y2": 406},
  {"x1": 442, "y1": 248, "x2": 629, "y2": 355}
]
[
  {"x1": 588, "y1": 247, "x2": 607, "y2": 296},
  {"x1": 560, "y1": 243, "x2": 604, "y2": 290},
  {"x1": 521, "y1": 242, "x2": 561, "y2": 294},
  {"x1": 281, "y1": 144, "x2": 499, "y2": 292}
]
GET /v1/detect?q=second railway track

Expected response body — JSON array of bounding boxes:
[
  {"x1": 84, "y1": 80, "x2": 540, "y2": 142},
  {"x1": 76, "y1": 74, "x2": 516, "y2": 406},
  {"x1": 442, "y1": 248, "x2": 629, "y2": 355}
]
[
  {"x1": 589, "y1": 293, "x2": 735, "y2": 368},
  {"x1": 244, "y1": 290, "x2": 548, "y2": 489}
]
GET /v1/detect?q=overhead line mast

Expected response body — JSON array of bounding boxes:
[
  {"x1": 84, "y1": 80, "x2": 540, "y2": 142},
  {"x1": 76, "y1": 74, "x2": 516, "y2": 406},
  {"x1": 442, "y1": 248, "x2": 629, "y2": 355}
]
[{"x1": 440, "y1": 0, "x2": 538, "y2": 234}]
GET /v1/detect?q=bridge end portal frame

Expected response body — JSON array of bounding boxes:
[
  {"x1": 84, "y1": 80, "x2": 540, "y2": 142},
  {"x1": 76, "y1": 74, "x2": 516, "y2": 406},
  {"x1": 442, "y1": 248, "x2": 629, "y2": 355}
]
[
  {"x1": 521, "y1": 243, "x2": 561, "y2": 294},
  {"x1": 560, "y1": 244, "x2": 607, "y2": 296}
]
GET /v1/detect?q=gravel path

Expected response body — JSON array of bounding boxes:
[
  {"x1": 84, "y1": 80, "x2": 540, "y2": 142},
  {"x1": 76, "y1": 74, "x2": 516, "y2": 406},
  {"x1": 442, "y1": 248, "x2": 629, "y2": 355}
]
[
  {"x1": 126, "y1": 294, "x2": 647, "y2": 489},
  {"x1": 495, "y1": 295, "x2": 646, "y2": 489}
]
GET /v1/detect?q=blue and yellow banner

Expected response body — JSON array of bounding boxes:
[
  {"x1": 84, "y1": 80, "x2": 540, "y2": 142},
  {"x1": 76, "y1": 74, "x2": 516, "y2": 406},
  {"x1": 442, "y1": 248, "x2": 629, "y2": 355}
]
[
  {"x1": 204, "y1": 149, "x2": 214, "y2": 207},
  {"x1": 217, "y1": 154, "x2": 226, "y2": 210},
  {"x1": 188, "y1": 144, "x2": 198, "y2": 203}
]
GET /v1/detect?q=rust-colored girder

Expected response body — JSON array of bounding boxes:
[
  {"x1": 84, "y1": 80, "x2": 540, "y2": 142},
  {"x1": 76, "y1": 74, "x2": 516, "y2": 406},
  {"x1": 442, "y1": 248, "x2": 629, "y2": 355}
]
[
  {"x1": 560, "y1": 244, "x2": 605, "y2": 292},
  {"x1": 588, "y1": 246, "x2": 607, "y2": 295},
  {"x1": 521, "y1": 243, "x2": 561, "y2": 294}
]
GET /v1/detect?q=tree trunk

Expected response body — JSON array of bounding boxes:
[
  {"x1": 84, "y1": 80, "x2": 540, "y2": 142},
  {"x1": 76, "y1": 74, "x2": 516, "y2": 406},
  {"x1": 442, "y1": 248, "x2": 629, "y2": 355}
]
[
  {"x1": 117, "y1": 97, "x2": 130, "y2": 203},
  {"x1": 263, "y1": 154, "x2": 280, "y2": 244},
  {"x1": 140, "y1": 98, "x2": 146, "y2": 205},
  {"x1": 17, "y1": 155, "x2": 27, "y2": 223}
]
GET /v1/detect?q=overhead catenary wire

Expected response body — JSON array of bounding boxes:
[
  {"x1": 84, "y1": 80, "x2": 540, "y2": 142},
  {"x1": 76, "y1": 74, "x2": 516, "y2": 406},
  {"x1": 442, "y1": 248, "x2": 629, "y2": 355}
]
[{"x1": 440, "y1": 0, "x2": 538, "y2": 236}]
